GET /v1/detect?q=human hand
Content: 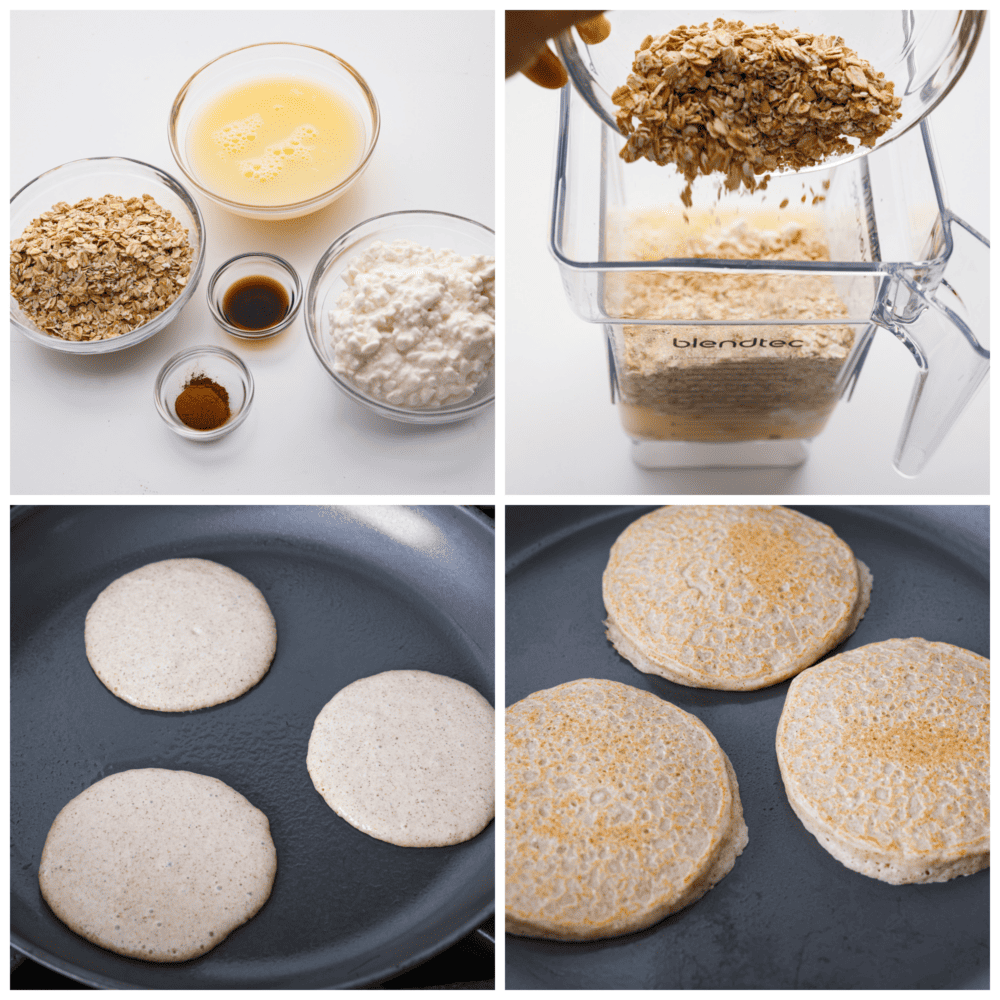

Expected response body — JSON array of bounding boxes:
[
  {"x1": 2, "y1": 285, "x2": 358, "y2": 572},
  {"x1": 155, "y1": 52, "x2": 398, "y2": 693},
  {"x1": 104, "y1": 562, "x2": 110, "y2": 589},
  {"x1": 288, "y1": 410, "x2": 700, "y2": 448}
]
[{"x1": 506, "y1": 11, "x2": 610, "y2": 88}]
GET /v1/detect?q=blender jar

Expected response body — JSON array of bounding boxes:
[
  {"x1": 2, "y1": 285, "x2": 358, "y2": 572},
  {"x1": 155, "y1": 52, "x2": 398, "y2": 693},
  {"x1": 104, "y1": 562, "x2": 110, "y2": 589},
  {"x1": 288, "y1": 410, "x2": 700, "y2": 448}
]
[{"x1": 549, "y1": 11, "x2": 988, "y2": 474}]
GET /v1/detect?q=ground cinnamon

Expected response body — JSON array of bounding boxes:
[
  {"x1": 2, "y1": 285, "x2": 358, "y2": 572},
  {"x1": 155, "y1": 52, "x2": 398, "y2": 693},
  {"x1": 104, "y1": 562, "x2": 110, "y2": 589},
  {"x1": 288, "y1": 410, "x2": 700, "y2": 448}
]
[{"x1": 175, "y1": 374, "x2": 231, "y2": 430}]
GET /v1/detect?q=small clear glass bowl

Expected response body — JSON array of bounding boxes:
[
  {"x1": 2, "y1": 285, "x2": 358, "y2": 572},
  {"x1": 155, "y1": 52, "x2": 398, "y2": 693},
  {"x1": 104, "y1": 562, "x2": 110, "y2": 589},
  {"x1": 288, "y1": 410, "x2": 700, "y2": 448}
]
[
  {"x1": 169, "y1": 42, "x2": 380, "y2": 221},
  {"x1": 10, "y1": 157, "x2": 206, "y2": 354},
  {"x1": 207, "y1": 252, "x2": 302, "y2": 339},
  {"x1": 305, "y1": 210, "x2": 495, "y2": 425},
  {"x1": 154, "y1": 345, "x2": 254, "y2": 441}
]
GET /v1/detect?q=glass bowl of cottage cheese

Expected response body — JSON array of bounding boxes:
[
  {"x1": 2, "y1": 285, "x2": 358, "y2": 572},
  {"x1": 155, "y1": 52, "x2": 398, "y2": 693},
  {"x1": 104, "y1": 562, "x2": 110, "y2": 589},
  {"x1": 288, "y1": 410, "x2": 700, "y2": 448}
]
[{"x1": 305, "y1": 210, "x2": 495, "y2": 424}]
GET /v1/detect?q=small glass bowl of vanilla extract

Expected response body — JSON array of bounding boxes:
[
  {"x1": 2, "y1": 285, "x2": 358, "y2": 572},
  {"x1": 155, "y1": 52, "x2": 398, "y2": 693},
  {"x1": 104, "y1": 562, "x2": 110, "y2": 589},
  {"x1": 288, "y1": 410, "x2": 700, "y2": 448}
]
[{"x1": 207, "y1": 252, "x2": 302, "y2": 339}]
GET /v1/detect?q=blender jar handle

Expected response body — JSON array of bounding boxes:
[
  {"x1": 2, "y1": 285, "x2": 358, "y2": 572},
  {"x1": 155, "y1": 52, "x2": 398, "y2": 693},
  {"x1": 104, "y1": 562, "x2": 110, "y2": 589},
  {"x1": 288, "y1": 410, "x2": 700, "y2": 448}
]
[
  {"x1": 881, "y1": 118, "x2": 991, "y2": 477},
  {"x1": 877, "y1": 256, "x2": 989, "y2": 478}
]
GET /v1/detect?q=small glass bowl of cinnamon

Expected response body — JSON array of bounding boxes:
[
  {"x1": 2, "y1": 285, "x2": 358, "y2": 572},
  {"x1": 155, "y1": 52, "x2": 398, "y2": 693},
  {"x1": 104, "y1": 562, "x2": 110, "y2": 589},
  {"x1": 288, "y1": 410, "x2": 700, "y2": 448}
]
[{"x1": 154, "y1": 345, "x2": 254, "y2": 441}]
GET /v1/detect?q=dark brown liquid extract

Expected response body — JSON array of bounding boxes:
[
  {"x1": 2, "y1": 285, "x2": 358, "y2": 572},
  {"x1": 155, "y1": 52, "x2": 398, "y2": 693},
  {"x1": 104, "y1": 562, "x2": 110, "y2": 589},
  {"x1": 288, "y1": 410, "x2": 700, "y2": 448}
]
[{"x1": 223, "y1": 275, "x2": 290, "y2": 331}]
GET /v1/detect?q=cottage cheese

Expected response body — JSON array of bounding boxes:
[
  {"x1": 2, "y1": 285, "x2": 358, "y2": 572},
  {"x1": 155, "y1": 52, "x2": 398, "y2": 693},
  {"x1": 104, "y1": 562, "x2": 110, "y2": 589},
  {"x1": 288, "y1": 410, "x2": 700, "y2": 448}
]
[{"x1": 329, "y1": 240, "x2": 495, "y2": 408}]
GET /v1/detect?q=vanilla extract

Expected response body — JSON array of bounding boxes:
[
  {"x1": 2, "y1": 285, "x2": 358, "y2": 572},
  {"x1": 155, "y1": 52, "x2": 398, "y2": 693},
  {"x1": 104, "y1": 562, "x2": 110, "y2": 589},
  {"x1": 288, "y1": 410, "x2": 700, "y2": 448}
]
[{"x1": 222, "y1": 275, "x2": 290, "y2": 331}]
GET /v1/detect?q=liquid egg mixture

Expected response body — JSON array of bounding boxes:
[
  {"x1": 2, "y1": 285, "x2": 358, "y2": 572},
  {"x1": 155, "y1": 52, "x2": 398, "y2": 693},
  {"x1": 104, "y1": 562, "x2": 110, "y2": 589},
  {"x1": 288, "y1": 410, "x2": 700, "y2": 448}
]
[{"x1": 188, "y1": 77, "x2": 364, "y2": 206}]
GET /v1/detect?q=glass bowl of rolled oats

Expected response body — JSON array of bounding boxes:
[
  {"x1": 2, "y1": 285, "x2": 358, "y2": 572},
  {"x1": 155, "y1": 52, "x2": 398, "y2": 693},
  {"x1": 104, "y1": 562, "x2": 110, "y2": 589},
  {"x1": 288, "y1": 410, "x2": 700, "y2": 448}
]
[
  {"x1": 10, "y1": 157, "x2": 206, "y2": 354},
  {"x1": 556, "y1": 10, "x2": 985, "y2": 183}
]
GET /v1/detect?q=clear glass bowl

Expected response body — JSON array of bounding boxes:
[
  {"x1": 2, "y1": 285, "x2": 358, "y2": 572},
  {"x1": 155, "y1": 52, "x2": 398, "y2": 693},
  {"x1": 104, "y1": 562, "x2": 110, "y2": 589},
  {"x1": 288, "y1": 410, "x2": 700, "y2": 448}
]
[
  {"x1": 154, "y1": 345, "x2": 254, "y2": 441},
  {"x1": 10, "y1": 157, "x2": 206, "y2": 354},
  {"x1": 305, "y1": 210, "x2": 495, "y2": 425},
  {"x1": 207, "y1": 252, "x2": 302, "y2": 339},
  {"x1": 169, "y1": 42, "x2": 380, "y2": 221},
  {"x1": 556, "y1": 10, "x2": 986, "y2": 175}
]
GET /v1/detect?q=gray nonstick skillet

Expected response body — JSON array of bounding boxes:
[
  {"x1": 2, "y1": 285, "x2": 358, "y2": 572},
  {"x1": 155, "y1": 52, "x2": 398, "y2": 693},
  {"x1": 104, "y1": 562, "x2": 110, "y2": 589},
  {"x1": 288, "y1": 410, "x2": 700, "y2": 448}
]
[
  {"x1": 11, "y1": 504, "x2": 494, "y2": 989},
  {"x1": 505, "y1": 505, "x2": 988, "y2": 989}
]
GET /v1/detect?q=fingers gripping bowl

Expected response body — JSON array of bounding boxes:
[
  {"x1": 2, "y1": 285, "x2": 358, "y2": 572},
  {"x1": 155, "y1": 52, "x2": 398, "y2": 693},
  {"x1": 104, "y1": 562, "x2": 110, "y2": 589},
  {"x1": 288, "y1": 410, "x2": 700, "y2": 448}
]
[
  {"x1": 306, "y1": 210, "x2": 495, "y2": 425},
  {"x1": 10, "y1": 157, "x2": 206, "y2": 354}
]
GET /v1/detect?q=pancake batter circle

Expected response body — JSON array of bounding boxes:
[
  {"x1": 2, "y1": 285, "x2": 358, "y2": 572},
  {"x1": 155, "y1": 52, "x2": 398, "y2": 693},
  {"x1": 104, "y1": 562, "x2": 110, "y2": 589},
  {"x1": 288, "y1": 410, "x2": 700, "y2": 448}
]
[
  {"x1": 306, "y1": 670, "x2": 495, "y2": 847},
  {"x1": 38, "y1": 768, "x2": 277, "y2": 962},
  {"x1": 84, "y1": 557, "x2": 277, "y2": 712}
]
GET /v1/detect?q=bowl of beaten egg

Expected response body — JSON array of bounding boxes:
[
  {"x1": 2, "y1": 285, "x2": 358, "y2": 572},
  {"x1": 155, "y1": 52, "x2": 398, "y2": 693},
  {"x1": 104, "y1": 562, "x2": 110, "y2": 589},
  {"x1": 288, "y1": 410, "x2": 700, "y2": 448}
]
[{"x1": 169, "y1": 42, "x2": 380, "y2": 221}]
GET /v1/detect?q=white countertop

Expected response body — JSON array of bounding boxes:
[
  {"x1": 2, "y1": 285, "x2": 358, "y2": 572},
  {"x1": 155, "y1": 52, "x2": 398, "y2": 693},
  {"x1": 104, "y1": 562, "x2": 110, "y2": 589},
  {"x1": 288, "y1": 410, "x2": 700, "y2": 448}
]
[
  {"x1": 505, "y1": 19, "x2": 989, "y2": 497},
  {"x1": 11, "y1": 10, "x2": 495, "y2": 496}
]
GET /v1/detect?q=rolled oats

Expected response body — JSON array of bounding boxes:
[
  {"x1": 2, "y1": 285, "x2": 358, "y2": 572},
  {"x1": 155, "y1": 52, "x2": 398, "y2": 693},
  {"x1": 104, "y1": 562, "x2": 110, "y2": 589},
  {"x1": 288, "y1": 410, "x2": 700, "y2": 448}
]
[
  {"x1": 10, "y1": 194, "x2": 194, "y2": 341},
  {"x1": 612, "y1": 19, "x2": 902, "y2": 202}
]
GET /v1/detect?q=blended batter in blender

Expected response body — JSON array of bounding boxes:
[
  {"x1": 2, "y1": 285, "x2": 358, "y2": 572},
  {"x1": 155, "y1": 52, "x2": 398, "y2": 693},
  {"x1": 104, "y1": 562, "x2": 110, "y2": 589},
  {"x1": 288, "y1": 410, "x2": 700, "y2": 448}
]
[{"x1": 608, "y1": 207, "x2": 857, "y2": 442}]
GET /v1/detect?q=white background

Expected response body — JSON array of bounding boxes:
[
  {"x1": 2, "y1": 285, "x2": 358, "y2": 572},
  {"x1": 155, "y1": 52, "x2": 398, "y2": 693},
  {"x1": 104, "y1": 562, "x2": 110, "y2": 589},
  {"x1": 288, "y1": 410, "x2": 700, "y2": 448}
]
[
  {"x1": 10, "y1": 10, "x2": 495, "y2": 496},
  {"x1": 505, "y1": 16, "x2": 989, "y2": 496}
]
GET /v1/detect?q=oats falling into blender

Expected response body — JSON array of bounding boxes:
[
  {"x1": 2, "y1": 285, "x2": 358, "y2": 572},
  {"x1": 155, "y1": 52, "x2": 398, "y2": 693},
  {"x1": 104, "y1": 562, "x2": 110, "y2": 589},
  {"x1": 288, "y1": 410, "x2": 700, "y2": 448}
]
[{"x1": 612, "y1": 19, "x2": 903, "y2": 202}]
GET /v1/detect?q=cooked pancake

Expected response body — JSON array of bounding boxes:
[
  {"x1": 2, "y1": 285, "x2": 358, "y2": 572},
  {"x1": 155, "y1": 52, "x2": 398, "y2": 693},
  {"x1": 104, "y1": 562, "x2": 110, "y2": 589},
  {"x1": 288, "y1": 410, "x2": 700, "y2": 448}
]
[
  {"x1": 506, "y1": 678, "x2": 747, "y2": 940},
  {"x1": 38, "y1": 768, "x2": 277, "y2": 962},
  {"x1": 776, "y1": 638, "x2": 989, "y2": 884},
  {"x1": 307, "y1": 670, "x2": 494, "y2": 847},
  {"x1": 85, "y1": 558, "x2": 277, "y2": 712},
  {"x1": 603, "y1": 505, "x2": 872, "y2": 691}
]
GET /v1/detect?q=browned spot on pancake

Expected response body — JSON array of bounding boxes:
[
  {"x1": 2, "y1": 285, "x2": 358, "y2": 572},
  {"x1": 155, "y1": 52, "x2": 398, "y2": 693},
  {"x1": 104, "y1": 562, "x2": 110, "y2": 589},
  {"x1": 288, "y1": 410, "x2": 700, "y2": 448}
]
[
  {"x1": 722, "y1": 516, "x2": 808, "y2": 606},
  {"x1": 841, "y1": 719, "x2": 986, "y2": 772}
]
